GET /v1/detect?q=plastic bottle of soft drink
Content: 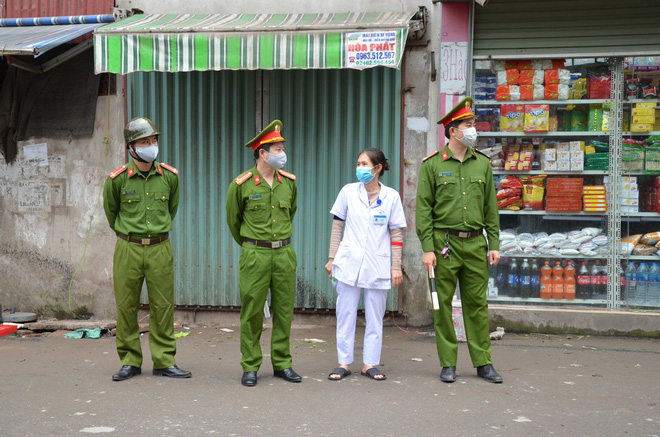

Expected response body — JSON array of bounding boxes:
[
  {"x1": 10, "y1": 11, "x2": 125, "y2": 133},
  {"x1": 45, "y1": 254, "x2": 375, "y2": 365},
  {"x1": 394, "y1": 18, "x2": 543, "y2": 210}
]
[
  {"x1": 507, "y1": 258, "x2": 520, "y2": 297},
  {"x1": 564, "y1": 261, "x2": 576, "y2": 300},
  {"x1": 530, "y1": 259, "x2": 540, "y2": 297},
  {"x1": 520, "y1": 259, "x2": 532, "y2": 298},
  {"x1": 540, "y1": 261, "x2": 553, "y2": 299},
  {"x1": 496, "y1": 259, "x2": 507, "y2": 291},
  {"x1": 577, "y1": 261, "x2": 590, "y2": 299},
  {"x1": 625, "y1": 262, "x2": 637, "y2": 304},
  {"x1": 648, "y1": 263, "x2": 660, "y2": 305},
  {"x1": 590, "y1": 261, "x2": 601, "y2": 300},
  {"x1": 599, "y1": 261, "x2": 609, "y2": 299},
  {"x1": 636, "y1": 263, "x2": 649, "y2": 305},
  {"x1": 551, "y1": 261, "x2": 564, "y2": 299}
]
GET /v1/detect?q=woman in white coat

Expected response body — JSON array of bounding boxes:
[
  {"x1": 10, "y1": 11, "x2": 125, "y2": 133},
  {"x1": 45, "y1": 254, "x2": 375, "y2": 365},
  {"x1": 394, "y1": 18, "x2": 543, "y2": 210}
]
[{"x1": 325, "y1": 148, "x2": 407, "y2": 381}]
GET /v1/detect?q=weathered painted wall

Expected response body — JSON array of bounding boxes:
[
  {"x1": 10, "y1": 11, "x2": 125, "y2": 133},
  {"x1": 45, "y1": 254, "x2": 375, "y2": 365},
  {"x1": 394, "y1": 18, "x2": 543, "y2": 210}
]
[{"x1": 0, "y1": 77, "x2": 126, "y2": 319}]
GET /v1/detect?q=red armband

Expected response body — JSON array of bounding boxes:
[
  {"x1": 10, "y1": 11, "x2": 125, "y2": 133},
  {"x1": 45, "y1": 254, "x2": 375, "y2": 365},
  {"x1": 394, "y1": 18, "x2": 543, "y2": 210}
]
[{"x1": 391, "y1": 241, "x2": 403, "y2": 247}]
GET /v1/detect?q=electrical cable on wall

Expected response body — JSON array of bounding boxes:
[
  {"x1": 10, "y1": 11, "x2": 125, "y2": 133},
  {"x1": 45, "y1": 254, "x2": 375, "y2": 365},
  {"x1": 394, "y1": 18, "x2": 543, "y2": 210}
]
[{"x1": 67, "y1": 74, "x2": 112, "y2": 318}]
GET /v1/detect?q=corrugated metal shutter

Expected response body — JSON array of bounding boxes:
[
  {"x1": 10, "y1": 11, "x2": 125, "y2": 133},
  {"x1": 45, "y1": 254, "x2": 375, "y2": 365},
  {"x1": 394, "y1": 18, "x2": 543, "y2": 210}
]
[
  {"x1": 128, "y1": 67, "x2": 401, "y2": 311},
  {"x1": 128, "y1": 71, "x2": 257, "y2": 307},
  {"x1": 473, "y1": 0, "x2": 660, "y2": 59},
  {"x1": 269, "y1": 68, "x2": 402, "y2": 311}
]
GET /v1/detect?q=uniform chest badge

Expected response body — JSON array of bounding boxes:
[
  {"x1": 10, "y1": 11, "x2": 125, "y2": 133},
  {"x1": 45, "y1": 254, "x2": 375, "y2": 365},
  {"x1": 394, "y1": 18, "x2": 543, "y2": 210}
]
[{"x1": 438, "y1": 172, "x2": 452, "y2": 177}]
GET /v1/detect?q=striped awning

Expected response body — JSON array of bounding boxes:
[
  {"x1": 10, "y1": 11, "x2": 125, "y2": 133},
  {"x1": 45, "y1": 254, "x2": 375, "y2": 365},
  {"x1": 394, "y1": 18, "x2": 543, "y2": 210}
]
[
  {"x1": 0, "y1": 15, "x2": 114, "y2": 57},
  {"x1": 93, "y1": 12, "x2": 414, "y2": 74}
]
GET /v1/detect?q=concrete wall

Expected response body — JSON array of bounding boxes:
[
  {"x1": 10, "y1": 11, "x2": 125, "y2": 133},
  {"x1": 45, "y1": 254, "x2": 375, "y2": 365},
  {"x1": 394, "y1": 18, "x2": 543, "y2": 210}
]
[{"x1": 0, "y1": 76, "x2": 126, "y2": 319}]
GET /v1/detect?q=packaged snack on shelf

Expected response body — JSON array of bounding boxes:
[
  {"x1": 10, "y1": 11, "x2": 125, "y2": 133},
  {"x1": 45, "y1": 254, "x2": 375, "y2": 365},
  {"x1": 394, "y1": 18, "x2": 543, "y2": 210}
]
[
  {"x1": 499, "y1": 174, "x2": 523, "y2": 190},
  {"x1": 522, "y1": 184, "x2": 544, "y2": 210},
  {"x1": 544, "y1": 69, "x2": 560, "y2": 85},
  {"x1": 589, "y1": 140, "x2": 608, "y2": 152},
  {"x1": 567, "y1": 107, "x2": 587, "y2": 131},
  {"x1": 493, "y1": 60, "x2": 518, "y2": 71},
  {"x1": 497, "y1": 188, "x2": 518, "y2": 200},
  {"x1": 621, "y1": 205, "x2": 639, "y2": 213},
  {"x1": 551, "y1": 59, "x2": 565, "y2": 69},
  {"x1": 621, "y1": 142, "x2": 644, "y2": 171},
  {"x1": 524, "y1": 104, "x2": 549, "y2": 132},
  {"x1": 644, "y1": 146, "x2": 660, "y2": 171},
  {"x1": 583, "y1": 185, "x2": 606, "y2": 194},
  {"x1": 584, "y1": 194, "x2": 606, "y2": 201},
  {"x1": 547, "y1": 177, "x2": 584, "y2": 192},
  {"x1": 640, "y1": 232, "x2": 660, "y2": 245},
  {"x1": 518, "y1": 69, "x2": 536, "y2": 85},
  {"x1": 500, "y1": 104, "x2": 525, "y2": 131},
  {"x1": 588, "y1": 106, "x2": 604, "y2": 131},
  {"x1": 570, "y1": 78, "x2": 587, "y2": 100},
  {"x1": 570, "y1": 160, "x2": 584, "y2": 171},
  {"x1": 636, "y1": 102, "x2": 657, "y2": 109},
  {"x1": 542, "y1": 161, "x2": 557, "y2": 171},
  {"x1": 520, "y1": 85, "x2": 535, "y2": 101},
  {"x1": 633, "y1": 115, "x2": 655, "y2": 125},
  {"x1": 569, "y1": 141, "x2": 585, "y2": 151},
  {"x1": 544, "y1": 84, "x2": 559, "y2": 99},
  {"x1": 517, "y1": 60, "x2": 533, "y2": 71},
  {"x1": 632, "y1": 244, "x2": 658, "y2": 256},
  {"x1": 549, "y1": 116, "x2": 558, "y2": 131},
  {"x1": 588, "y1": 73, "x2": 611, "y2": 99},
  {"x1": 622, "y1": 198, "x2": 639, "y2": 206},
  {"x1": 631, "y1": 123, "x2": 653, "y2": 132},
  {"x1": 556, "y1": 142, "x2": 570, "y2": 152},
  {"x1": 546, "y1": 197, "x2": 582, "y2": 211},
  {"x1": 556, "y1": 160, "x2": 571, "y2": 171},
  {"x1": 632, "y1": 107, "x2": 656, "y2": 117},
  {"x1": 497, "y1": 69, "x2": 520, "y2": 86},
  {"x1": 532, "y1": 59, "x2": 552, "y2": 70},
  {"x1": 584, "y1": 206, "x2": 607, "y2": 212},
  {"x1": 544, "y1": 147, "x2": 556, "y2": 161},
  {"x1": 557, "y1": 150, "x2": 571, "y2": 161},
  {"x1": 495, "y1": 85, "x2": 521, "y2": 101}
]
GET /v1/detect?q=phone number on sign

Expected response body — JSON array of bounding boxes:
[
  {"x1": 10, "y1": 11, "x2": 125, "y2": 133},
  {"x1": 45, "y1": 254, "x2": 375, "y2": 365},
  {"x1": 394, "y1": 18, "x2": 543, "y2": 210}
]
[{"x1": 355, "y1": 51, "x2": 396, "y2": 61}]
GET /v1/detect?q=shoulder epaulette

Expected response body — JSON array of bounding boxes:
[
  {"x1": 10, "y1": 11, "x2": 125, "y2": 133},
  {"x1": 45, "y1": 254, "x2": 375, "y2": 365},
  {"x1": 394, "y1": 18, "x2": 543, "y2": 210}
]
[
  {"x1": 474, "y1": 149, "x2": 490, "y2": 160},
  {"x1": 235, "y1": 171, "x2": 253, "y2": 185},
  {"x1": 279, "y1": 169, "x2": 296, "y2": 181},
  {"x1": 161, "y1": 163, "x2": 179, "y2": 174},
  {"x1": 421, "y1": 150, "x2": 439, "y2": 162},
  {"x1": 109, "y1": 165, "x2": 127, "y2": 179}
]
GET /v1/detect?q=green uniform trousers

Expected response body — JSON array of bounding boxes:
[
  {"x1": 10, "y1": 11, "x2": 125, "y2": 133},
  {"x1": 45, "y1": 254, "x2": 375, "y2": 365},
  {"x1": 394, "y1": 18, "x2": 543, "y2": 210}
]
[
  {"x1": 238, "y1": 243, "x2": 297, "y2": 372},
  {"x1": 432, "y1": 231, "x2": 492, "y2": 368},
  {"x1": 113, "y1": 238, "x2": 176, "y2": 369}
]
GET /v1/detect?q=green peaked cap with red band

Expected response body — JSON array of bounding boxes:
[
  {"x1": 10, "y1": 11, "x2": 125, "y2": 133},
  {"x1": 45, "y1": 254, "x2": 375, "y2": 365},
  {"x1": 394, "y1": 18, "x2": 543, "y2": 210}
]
[
  {"x1": 245, "y1": 120, "x2": 286, "y2": 151},
  {"x1": 437, "y1": 96, "x2": 475, "y2": 127}
]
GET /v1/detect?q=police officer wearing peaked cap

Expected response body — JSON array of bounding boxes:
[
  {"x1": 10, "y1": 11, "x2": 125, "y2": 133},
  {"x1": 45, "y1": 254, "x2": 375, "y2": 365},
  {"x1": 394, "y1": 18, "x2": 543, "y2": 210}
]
[
  {"x1": 226, "y1": 120, "x2": 300, "y2": 387},
  {"x1": 103, "y1": 117, "x2": 191, "y2": 381},
  {"x1": 415, "y1": 97, "x2": 503, "y2": 384}
]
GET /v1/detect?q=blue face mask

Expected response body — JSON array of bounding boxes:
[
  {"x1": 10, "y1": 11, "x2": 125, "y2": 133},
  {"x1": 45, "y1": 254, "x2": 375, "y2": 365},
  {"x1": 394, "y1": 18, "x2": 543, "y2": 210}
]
[
  {"x1": 133, "y1": 144, "x2": 158, "y2": 163},
  {"x1": 356, "y1": 166, "x2": 376, "y2": 184}
]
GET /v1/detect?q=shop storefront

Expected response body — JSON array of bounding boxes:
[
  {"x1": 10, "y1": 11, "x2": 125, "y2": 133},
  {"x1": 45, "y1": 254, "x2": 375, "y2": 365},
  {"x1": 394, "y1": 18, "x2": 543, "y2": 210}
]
[
  {"x1": 470, "y1": 0, "x2": 660, "y2": 310},
  {"x1": 93, "y1": 12, "x2": 415, "y2": 311}
]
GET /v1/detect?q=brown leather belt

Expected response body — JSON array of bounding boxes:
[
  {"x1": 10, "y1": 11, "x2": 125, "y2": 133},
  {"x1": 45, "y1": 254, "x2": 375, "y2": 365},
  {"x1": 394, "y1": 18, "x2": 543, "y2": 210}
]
[
  {"x1": 118, "y1": 233, "x2": 169, "y2": 245},
  {"x1": 244, "y1": 237, "x2": 291, "y2": 249},
  {"x1": 444, "y1": 228, "x2": 483, "y2": 239}
]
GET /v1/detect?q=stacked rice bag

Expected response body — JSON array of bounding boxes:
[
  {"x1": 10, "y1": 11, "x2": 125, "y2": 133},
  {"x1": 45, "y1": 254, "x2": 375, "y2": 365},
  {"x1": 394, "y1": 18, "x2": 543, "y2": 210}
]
[{"x1": 500, "y1": 227, "x2": 608, "y2": 256}]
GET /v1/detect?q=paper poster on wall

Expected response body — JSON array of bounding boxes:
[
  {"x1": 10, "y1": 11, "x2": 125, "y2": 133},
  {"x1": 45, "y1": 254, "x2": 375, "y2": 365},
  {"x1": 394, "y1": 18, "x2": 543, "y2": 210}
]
[
  {"x1": 18, "y1": 181, "x2": 51, "y2": 212},
  {"x1": 23, "y1": 143, "x2": 48, "y2": 167},
  {"x1": 346, "y1": 31, "x2": 399, "y2": 68},
  {"x1": 440, "y1": 41, "x2": 468, "y2": 94}
]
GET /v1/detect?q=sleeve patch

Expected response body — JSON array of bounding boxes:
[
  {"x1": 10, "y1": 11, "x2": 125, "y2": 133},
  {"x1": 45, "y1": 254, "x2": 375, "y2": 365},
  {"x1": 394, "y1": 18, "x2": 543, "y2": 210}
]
[
  {"x1": 278, "y1": 170, "x2": 296, "y2": 181},
  {"x1": 160, "y1": 163, "x2": 179, "y2": 174},
  {"x1": 234, "y1": 171, "x2": 253, "y2": 185},
  {"x1": 421, "y1": 150, "x2": 439, "y2": 162},
  {"x1": 109, "y1": 165, "x2": 127, "y2": 179}
]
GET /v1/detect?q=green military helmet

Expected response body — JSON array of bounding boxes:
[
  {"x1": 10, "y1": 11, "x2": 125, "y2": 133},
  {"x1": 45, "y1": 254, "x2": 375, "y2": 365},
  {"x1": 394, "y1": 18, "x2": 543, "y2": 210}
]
[{"x1": 124, "y1": 117, "x2": 160, "y2": 147}]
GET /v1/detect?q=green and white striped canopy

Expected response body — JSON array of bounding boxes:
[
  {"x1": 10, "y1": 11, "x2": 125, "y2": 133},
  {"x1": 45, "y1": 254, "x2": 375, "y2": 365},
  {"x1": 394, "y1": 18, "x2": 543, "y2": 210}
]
[{"x1": 94, "y1": 12, "x2": 413, "y2": 74}]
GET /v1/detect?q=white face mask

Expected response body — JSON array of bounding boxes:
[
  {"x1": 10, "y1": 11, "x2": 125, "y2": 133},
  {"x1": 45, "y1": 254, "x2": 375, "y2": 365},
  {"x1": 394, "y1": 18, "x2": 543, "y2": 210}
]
[
  {"x1": 265, "y1": 151, "x2": 287, "y2": 170},
  {"x1": 456, "y1": 127, "x2": 478, "y2": 147},
  {"x1": 134, "y1": 144, "x2": 159, "y2": 162}
]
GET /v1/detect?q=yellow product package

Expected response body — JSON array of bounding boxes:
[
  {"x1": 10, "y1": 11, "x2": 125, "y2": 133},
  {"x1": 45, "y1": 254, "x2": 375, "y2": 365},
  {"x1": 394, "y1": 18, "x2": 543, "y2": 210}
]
[
  {"x1": 631, "y1": 123, "x2": 653, "y2": 133},
  {"x1": 524, "y1": 104, "x2": 550, "y2": 132},
  {"x1": 633, "y1": 115, "x2": 655, "y2": 125},
  {"x1": 632, "y1": 107, "x2": 656, "y2": 116},
  {"x1": 522, "y1": 184, "x2": 544, "y2": 210},
  {"x1": 500, "y1": 104, "x2": 525, "y2": 132},
  {"x1": 636, "y1": 102, "x2": 657, "y2": 109}
]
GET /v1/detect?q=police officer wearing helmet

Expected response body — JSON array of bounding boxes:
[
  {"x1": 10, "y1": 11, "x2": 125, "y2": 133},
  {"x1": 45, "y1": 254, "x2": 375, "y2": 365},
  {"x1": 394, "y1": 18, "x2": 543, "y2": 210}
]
[
  {"x1": 226, "y1": 120, "x2": 300, "y2": 387},
  {"x1": 415, "y1": 97, "x2": 502, "y2": 384},
  {"x1": 103, "y1": 117, "x2": 191, "y2": 381}
]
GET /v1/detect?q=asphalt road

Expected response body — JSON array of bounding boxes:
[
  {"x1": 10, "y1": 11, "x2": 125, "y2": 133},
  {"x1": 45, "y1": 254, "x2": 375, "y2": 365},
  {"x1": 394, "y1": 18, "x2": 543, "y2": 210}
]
[{"x1": 1, "y1": 324, "x2": 658, "y2": 436}]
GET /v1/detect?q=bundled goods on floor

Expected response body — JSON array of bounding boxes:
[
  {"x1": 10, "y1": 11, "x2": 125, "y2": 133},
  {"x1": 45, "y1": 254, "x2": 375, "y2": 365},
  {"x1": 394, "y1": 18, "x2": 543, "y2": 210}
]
[
  {"x1": 620, "y1": 232, "x2": 660, "y2": 257},
  {"x1": 499, "y1": 227, "x2": 608, "y2": 257},
  {"x1": 583, "y1": 185, "x2": 607, "y2": 212},
  {"x1": 604, "y1": 176, "x2": 638, "y2": 213}
]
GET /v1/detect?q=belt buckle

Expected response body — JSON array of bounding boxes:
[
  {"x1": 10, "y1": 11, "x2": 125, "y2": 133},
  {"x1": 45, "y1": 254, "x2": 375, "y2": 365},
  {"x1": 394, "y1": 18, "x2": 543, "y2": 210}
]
[
  {"x1": 272, "y1": 240, "x2": 282, "y2": 249},
  {"x1": 458, "y1": 231, "x2": 468, "y2": 239},
  {"x1": 141, "y1": 238, "x2": 150, "y2": 245}
]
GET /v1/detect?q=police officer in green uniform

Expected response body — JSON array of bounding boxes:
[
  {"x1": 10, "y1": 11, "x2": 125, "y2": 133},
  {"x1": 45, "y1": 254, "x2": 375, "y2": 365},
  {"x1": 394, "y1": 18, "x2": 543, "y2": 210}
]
[
  {"x1": 103, "y1": 117, "x2": 191, "y2": 381},
  {"x1": 226, "y1": 120, "x2": 301, "y2": 387},
  {"x1": 415, "y1": 97, "x2": 503, "y2": 383}
]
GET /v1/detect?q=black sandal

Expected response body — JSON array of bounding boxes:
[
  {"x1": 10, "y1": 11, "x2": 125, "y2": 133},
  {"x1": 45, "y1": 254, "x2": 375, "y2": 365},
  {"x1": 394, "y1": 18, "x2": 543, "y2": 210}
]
[
  {"x1": 361, "y1": 367, "x2": 387, "y2": 381},
  {"x1": 328, "y1": 367, "x2": 351, "y2": 381}
]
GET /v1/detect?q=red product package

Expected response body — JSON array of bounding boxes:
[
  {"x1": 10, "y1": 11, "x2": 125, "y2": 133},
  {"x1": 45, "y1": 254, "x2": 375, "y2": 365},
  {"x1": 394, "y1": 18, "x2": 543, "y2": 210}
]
[
  {"x1": 497, "y1": 188, "x2": 517, "y2": 200},
  {"x1": 496, "y1": 85, "x2": 513, "y2": 101},
  {"x1": 499, "y1": 175, "x2": 523, "y2": 191},
  {"x1": 551, "y1": 59, "x2": 565, "y2": 69},
  {"x1": 517, "y1": 60, "x2": 533, "y2": 71},
  {"x1": 519, "y1": 70, "x2": 536, "y2": 85},
  {"x1": 544, "y1": 84, "x2": 559, "y2": 100},
  {"x1": 520, "y1": 85, "x2": 535, "y2": 100},
  {"x1": 475, "y1": 121, "x2": 491, "y2": 132},
  {"x1": 588, "y1": 73, "x2": 611, "y2": 99},
  {"x1": 544, "y1": 69, "x2": 560, "y2": 85},
  {"x1": 498, "y1": 195, "x2": 521, "y2": 209}
]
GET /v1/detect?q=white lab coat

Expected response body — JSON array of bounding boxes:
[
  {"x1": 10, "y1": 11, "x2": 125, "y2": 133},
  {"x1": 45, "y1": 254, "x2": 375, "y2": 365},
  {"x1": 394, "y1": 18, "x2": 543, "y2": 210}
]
[{"x1": 330, "y1": 182, "x2": 407, "y2": 290}]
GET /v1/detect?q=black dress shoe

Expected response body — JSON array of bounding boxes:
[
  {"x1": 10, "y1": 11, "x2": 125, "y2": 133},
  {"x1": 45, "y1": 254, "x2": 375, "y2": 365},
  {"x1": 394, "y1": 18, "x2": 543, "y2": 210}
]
[
  {"x1": 273, "y1": 368, "x2": 302, "y2": 383},
  {"x1": 112, "y1": 365, "x2": 141, "y2": 381},
  {"x1": 241, "y1": 371, "x2": 257, "y2": 387},
  {"x1": 153, "y1": 365, "x2": 192, "y2": 378},
  {"x1": 440, "y1": 366, "x2": 456, "y2": 383},
  {"x1": 477, "y1": 364, "x2": 503, "y2": 383}
]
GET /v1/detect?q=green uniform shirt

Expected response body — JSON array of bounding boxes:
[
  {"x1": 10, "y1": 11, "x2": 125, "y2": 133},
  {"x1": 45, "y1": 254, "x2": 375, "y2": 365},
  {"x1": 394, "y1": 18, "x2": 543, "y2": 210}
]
[
  {"x1": 103, "y1": 160, "x2": 180, "y2": 237},
  {"x1": 416, "y1": 145, "x2": 499, "y2": 252},
  {"x1": 226, "y1": 166, "x2": 297, "y2": 245}
]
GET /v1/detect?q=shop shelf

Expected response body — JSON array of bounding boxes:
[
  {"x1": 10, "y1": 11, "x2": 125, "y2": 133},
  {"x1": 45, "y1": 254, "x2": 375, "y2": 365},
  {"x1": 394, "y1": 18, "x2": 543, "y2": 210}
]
[
  {"x1": 493, "y1": 170, "x2": 604, "y2": 175},
  {"x1": 474, "y1": 99, "x2": 609, "y2": 106},
  {"x1": 478, "y1": 131, "x2": 609, "y2": 138},
  {"x1": 486, "y1": 296, "x2": 607, "y2": 305},
  {"x1": 620, "y1": 212, "x2": 660, "y2": 221},
  {"x1": 500, "y1": 253, "x2": 608, "y2": 260},
  {"x1": 622, "y1": 99, "x2": 660, "y2": 104},
  {"x1": 621, "y1": 131, "x2": 660, "y2": 136},
  {"x1": 622, "y1": 172, "x2": 660, "y2": 175},
  {"x1": 499, "y1": 210, "x2": 606, "y2": 218},
  {"x1": 623, "y1": 255, "x2": 660, "y2": 261}
]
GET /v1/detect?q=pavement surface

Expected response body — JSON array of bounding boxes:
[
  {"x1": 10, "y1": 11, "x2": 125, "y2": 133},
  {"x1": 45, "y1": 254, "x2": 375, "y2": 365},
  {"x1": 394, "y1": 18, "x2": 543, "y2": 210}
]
[{"x1": 1, "y1": 322, "x2": 659, "y2": 436}]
